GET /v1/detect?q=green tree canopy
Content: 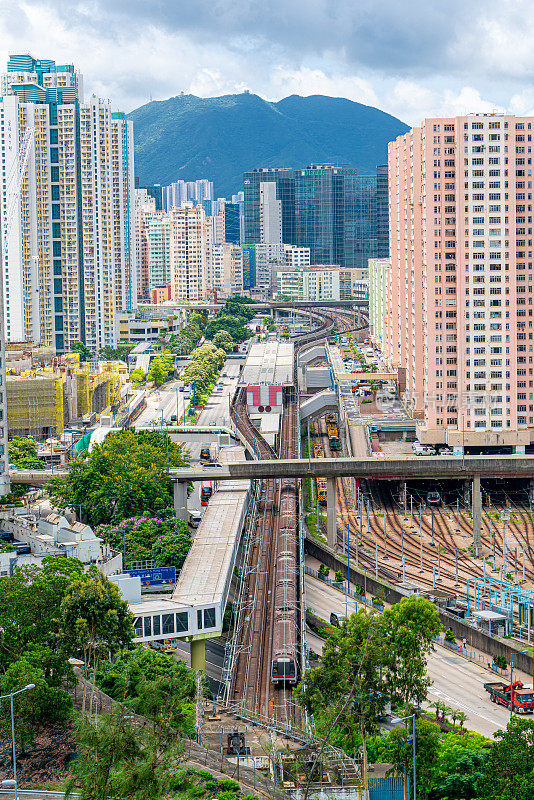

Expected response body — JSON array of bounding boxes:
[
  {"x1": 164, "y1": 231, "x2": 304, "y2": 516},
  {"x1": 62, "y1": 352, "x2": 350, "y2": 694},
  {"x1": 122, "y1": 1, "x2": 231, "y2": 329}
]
[
  {"x1": 212, "y1": 329, "x2": 235, "y2": 353},
  {"x1": 99, "y1": 344, "x2": 135, "y2": 362},
  {"x1": 72, "y1": 340, "x2": 93, "y2": 362},
  {"x1": 65, "y1": 704, "x2": 185, "y2": 800},
  {"x1": 480, "y1": 717, "x2": 534, "y2": 800},
  {"x1": 8, "y1": 436, "x2": 45, "y2": 469},
  {"x1": 47, "y1": 429, "x2": 190, "y2": 526},
  {"x1": 61, "y1": 569, "x2": 133, "y2": 664},
  {"x1": 147, "y1": 351, "x2": 174, "y2": 387},
  {"x1": 296, "y1": 597, "x2": 441, "y2": 742}
]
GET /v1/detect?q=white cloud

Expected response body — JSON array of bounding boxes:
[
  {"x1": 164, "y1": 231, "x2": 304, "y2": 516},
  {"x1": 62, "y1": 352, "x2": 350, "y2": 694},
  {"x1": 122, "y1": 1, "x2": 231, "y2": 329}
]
[{"x1": 0, "y1": 0, "x2": 532, "y2": 125}]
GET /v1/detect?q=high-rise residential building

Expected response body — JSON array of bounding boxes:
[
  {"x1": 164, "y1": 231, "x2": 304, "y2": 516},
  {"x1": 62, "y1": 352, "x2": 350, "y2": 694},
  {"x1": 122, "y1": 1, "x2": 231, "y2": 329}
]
[
  {"x1": 0, "y1": 54, "x2": 136, "y2": 354},
  {"x1": 135, "y1": 189, "x2": 153, "y2": 302},
  {"x1": 368, "y1": 258, "x2": 390, "y2": 348},
  {"x1": 387, "y1": 113, "x2": 534, "y2": 453},
  {"x1": 209, "y1": 243, "x2": 244, "y2": 295},
  {"x1": 148, "y1": 214, "x2": 171, "y2": 291},
  {"x1": 169, "y1": 203, "x2": 211, "y2": 301},
  {"x1": 165, "y1": 178, "x2": 213, "y2": 212},
  {"x1": 244, "y1": 164, "x2": 387, "y2": 270}
]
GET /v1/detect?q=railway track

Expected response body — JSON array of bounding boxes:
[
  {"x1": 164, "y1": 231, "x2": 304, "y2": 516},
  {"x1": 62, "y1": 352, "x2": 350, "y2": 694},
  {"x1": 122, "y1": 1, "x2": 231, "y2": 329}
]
[{"x1": 229, "y1": 393, "x2": 301, "y2": 727}]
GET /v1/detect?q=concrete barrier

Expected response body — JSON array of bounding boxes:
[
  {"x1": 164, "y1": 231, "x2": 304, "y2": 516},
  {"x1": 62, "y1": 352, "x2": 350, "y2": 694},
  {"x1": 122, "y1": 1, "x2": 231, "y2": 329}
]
[{"x1": 304, "y1": 536, "x2": 534, "y2": 676}]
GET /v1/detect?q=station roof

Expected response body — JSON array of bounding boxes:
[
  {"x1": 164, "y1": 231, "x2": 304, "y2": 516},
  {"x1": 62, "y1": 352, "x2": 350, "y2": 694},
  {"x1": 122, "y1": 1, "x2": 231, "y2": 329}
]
[
  {"x1": 172, "y1": 490, "x2": 248, "y2": 607},
  {"x1": 473, "y1": 610, "x2": 507, "y2": 621},
  {"x1": 240, "y1": 341, "x2": 294, "y2": 386}
]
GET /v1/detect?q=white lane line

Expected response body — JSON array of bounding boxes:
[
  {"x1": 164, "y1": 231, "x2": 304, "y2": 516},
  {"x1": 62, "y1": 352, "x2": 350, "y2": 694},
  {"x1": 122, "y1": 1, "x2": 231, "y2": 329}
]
[{"x1": 428, "y1": 687, "x2": 505, "y2": 726}]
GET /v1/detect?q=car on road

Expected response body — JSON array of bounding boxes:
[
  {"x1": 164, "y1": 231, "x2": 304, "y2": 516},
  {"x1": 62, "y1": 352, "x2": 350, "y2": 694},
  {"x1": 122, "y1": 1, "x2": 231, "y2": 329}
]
[
  {"x1": 415, "y1": 446, "x2": 434, "y2": 456},
  {"x1": 438, "y1": 447, "x2": 454, "y2": 455},
  {"x1": 330, "y1": 612, "x2": 347, "y2": 627},
  {"x1": 426, "y1": 491, "x2": 441, "y2": 506},
  {"x1": 222, "y1": 372, "x2": 227, "y2": 377}
]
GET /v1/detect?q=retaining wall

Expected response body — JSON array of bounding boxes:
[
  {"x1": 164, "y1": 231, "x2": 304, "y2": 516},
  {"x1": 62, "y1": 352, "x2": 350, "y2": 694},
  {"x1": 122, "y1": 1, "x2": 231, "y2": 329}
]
[{"x1": 305, "y1": 536, "x2": 534, "y2": 675}]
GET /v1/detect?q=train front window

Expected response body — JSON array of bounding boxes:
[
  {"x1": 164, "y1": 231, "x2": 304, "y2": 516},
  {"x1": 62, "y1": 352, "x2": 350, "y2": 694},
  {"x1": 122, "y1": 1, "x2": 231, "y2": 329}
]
[{"x1": 276, "y1": 660, "x2": 295, "y2": 677}]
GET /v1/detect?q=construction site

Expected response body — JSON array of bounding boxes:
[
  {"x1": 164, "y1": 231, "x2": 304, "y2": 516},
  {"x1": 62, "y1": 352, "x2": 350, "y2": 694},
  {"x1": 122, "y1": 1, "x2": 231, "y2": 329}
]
[{"x1": 5, "y1": 344, "x2": 127, "y2": 439}]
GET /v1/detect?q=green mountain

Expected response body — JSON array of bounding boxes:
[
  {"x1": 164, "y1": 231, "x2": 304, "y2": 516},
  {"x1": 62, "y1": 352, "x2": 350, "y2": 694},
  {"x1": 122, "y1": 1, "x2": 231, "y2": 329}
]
[{"x1": 128, "y1": 93, "x2": 409, "y2": 197}]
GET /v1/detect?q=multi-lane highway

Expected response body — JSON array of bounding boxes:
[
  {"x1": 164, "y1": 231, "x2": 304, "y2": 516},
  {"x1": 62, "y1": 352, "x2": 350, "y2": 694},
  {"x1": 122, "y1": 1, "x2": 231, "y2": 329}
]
[{"x1": 304, "y1": 562, "x2": 523, "y2": 737}]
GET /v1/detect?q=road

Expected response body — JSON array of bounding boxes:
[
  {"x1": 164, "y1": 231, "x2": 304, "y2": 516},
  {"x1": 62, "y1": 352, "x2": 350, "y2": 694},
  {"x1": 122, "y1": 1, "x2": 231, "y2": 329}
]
[
  {"x1": 305, "y1": 561, "x2": 520, "y2": 738},
  {"x1": 425, "y1": 645, "x2": 518, "y2": 737},
  {"x1": 134, "y1": 360, "x2": 242, "y2": 514}
]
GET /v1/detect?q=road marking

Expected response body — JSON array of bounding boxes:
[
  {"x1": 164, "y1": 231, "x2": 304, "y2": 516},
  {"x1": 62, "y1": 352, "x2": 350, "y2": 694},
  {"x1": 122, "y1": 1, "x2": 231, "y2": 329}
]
[{"x1": 428, "y1": 687, "x2": 503, "y2": 726}]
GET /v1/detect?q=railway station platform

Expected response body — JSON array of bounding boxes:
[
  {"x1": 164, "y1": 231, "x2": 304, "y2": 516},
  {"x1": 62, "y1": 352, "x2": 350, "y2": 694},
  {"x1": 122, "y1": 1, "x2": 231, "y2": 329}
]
[{"x1": 128, "y1": 446, "x2": 251, "y2": 671}]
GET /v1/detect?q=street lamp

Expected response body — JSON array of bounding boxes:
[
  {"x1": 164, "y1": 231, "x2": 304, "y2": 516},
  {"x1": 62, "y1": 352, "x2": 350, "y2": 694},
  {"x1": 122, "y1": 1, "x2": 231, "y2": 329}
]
[
  {"x1": 0, "y1": 683, "x2": 35, "y2": 800},
  {"x1": 391, "y1": 712, "x2": 417, "y2": 800}
]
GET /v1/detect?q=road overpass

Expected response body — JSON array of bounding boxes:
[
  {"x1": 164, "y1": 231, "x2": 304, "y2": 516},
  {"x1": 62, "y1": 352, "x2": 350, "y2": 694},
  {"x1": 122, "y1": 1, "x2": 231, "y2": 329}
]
[
  {"x1": 12, "y1": 454, "x2": 534, "y2": 552},
  {"x1": 12, "y1": 454, "x2": 534, "y2": 486}
]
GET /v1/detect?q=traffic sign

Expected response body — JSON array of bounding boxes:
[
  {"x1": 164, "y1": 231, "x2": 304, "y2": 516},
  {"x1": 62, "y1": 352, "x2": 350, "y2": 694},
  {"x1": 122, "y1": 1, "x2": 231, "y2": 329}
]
[{"x1": 126, "y1": 566, "x2": 176, "y2": 586}]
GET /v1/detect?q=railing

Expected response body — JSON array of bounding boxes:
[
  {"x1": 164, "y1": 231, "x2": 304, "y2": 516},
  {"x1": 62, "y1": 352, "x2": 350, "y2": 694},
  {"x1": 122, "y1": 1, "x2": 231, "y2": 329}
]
[
  {"x1": 433, "y1": 635, "x2": 506, "y2": 673},
  {"x1": 305, "y1": 565, "x2": 373, "y2": 608}
]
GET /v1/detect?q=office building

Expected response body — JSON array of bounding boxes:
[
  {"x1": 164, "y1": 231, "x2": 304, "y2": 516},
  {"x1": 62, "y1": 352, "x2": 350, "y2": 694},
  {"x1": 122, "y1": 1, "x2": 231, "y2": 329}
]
[
  {"x1": 169, "y1": 203, "x2": 211, "y2": 301},
  {"x1": 244, "y1": 164, "x2": 387, "y2": 269},
  {"x1": 368, "y1": 258, "x2": 390, "y2": 348},
  {"x1": 387, "y1": 113, "x2": 534, "y2": 452},
  {"x1": 0, "y1": 54, "x2": 137, "y2": 355}
]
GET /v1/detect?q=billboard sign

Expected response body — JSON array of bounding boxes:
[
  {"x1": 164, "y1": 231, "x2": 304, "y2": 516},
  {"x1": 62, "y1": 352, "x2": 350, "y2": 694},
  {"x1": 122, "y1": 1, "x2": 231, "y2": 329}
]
[{"x1": 126, "y1": 566, "x2": 176, "y2": 587}]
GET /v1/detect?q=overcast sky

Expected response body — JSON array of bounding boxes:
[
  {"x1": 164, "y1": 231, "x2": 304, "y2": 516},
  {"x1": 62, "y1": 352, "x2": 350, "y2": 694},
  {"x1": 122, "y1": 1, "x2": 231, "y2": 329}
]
[{"x1": 2, "y1": 0, "x2": 534, "y2": 123}]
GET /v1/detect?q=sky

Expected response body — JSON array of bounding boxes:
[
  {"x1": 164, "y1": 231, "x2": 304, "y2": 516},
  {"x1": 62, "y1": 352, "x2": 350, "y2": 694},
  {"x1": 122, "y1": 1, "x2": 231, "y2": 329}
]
[{"x1": 2, "y1": 0, "x2": 534, "y2": 124}]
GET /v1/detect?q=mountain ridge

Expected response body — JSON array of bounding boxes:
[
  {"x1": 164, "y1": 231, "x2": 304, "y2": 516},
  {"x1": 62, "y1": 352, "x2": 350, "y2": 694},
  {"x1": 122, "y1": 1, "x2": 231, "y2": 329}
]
[{"x1": 128, "y1": 92, "x2": 409, "y2": 196}]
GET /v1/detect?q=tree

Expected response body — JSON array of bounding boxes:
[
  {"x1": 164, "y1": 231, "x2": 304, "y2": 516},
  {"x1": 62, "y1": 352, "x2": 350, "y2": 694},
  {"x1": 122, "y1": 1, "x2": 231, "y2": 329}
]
[
  {"x1": 61, "y1": 569, "x2": 133, "y2": 678},
  {"x1": 93, "y1": 647, "x2": 199, "y2": 736},
  {"x1": 96, "y1": 517, "x2": 192, "y2": 570},
  {"x1": 99, "y1": 344, "x2": 135, "y2": 362},
  {"x1": 47, "y1": 429, "x2": 189, "y2": 526},
  {"x1": 212, "y1": 330, "x2": 234, "y2": 353},
  {"x1": 65, "y1": 704, "x2": 184, "y2": 800},
  {"x1": 0, "y1": 658, "x2": 72, "y2": 753},
  {"x1": 296, "y1": 598, "x2": 441, "y2": 759},
  {"x1": 130, "y1": 368, "x2": 147, "y2": 386},
  {"x1": 8, "y1": 436, "x2": 44, "y2": 468},
  {"x1": 72, "y1": 340, "x2": 93, "y2": 362},
  {"x1": 428, "y1": 732, "x2": 487, "y2": 800},
  {"x1": 479, "y1": 717, "x2": 534, "y2": 800},
  {"x1": 374, "y1": 716, "x2": 440, "y2": 800},
  {"x1": 147, "y1": 351, "x2": 174, "y2": 387}
]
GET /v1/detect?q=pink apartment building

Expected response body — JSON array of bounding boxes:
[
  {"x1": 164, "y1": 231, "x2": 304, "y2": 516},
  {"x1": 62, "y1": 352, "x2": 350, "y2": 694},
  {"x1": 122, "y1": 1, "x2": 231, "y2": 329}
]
[{"x1": 387, "y1": 114, "x2": 534, "y2": 454}]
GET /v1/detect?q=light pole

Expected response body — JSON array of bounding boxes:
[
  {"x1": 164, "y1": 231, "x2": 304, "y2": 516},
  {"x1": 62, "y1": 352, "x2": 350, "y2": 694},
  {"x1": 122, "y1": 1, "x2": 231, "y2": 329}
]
[
  {"x1": 392, "y1": 712, "x2": 417, "y2": 800},
  {"x1": 0, "y1": 683, "x2": 35, "y2": 800}
]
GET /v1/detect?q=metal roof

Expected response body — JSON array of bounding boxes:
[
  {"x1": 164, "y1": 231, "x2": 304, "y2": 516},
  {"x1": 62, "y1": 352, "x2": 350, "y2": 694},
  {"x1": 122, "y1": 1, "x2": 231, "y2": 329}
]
[
  {"x1": 240, "y1": 341, "x2": 294, "y2": 386},
  {"x1": 172, "y1": 489, "x2": 248, "y2": 607}
]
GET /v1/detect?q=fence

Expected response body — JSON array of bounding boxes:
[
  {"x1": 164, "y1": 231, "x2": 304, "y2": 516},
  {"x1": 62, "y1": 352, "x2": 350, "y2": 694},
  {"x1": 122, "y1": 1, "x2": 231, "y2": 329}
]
[{"x1": 305, "y1": 565, "x2": 374, "y2": 609}]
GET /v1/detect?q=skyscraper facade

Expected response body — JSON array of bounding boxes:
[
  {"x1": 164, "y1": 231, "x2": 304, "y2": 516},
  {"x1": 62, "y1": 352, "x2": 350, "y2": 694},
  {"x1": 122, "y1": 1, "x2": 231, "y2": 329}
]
[
  {"x1": 0, "y1": 54, "x2": 136, "y2": 354},
  {"x1": 169, "y1": 203, "x2": 211, "y2": 301},
  {"x1": 387, "y1": 113, "x2": 534, "y2": 453},
  {"x1": 243, "y1": 164, "x2": 387, "y2": 270}
]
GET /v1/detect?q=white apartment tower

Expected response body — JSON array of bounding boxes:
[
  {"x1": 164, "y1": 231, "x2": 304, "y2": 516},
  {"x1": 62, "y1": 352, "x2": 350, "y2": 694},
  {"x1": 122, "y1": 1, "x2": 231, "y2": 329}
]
[
  {"x1": 169, "y1": 203, "x2": 211, "y2": 301},
  {"x1": 0, "y1": 54, "x2": 137, "y2": 354}
]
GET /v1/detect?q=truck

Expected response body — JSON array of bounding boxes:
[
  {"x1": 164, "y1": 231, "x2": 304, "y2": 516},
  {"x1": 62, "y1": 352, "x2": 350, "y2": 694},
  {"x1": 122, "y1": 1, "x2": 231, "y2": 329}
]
[{"x1": 484, "y1": 680, "x2": 534, "y2": 713}]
